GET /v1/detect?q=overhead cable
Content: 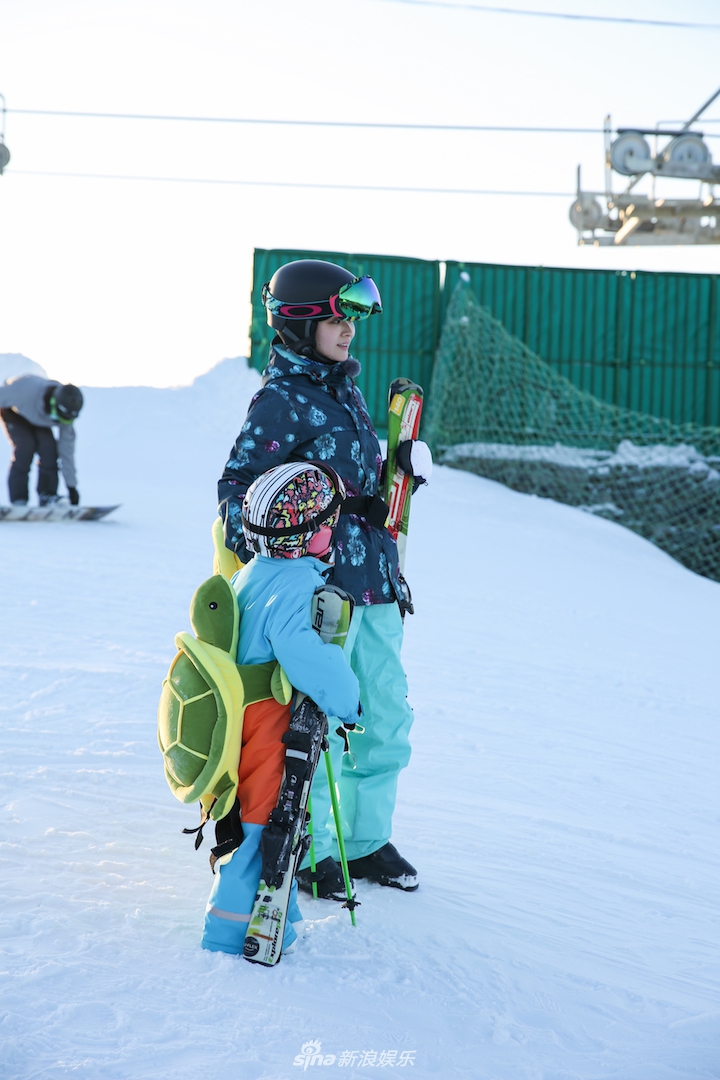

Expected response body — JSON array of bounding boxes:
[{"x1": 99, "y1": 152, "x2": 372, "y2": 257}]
[
  {"x1": 8, "y1": 108, "x2": 720, "y2": 138},
  {"x1": 10, "y1": 169, "x2": 574, "y2": 196},
  {"x1": 361, "y1": 0, "x2": 720, "y2": 30},
  {"x1": 9, "y1": 108, "x2": 605, "y2": 133}
]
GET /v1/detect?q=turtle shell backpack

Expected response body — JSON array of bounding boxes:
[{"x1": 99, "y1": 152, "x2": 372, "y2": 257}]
[{"x1": 157, "y1": 573, "x2": 291, "y2": 866}]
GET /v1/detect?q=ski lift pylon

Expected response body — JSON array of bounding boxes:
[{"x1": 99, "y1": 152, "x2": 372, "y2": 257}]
[{"x1": 571, "y1": 87, "x2": 720, "y2": 246}]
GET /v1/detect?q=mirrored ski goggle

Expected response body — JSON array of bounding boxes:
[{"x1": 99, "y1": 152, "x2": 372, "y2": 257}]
[
  {"x1": 262, "y1": 275, "x2": 383, "y2": 322},
  {"x1": 329, "y1": 276, "x2": 383, "y2": 320}
]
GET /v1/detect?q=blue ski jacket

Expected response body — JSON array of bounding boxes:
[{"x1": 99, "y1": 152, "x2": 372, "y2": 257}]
[
  {"x1": 232, "y1": 553, "x2": 360, "y2": 725},
  {"x1": 219, "y1": 343, "x2": 405, "y2": 608}
]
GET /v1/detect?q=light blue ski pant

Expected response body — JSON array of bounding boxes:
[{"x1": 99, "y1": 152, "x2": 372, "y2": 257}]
[
  {"x1": 302, "y1": 601, "x2": 414, "y2": 865},
  {"x1": 201, "y1": 822, "x2": 302, "y2": 954}
]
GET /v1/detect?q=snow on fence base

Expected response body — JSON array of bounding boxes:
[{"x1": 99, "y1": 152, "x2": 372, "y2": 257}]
[{"x1": 426, "y1": 282, "x2": 720, "y2": 583}]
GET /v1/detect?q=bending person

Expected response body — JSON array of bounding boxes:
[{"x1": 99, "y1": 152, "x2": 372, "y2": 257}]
[{"x1": 0, "y1": 374, "x2": 83, "y2": 506}]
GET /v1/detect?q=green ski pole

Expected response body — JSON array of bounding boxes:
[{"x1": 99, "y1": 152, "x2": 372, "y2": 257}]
[{"x1": 323, "y1": 746, "x2": 358, "y2": 927}]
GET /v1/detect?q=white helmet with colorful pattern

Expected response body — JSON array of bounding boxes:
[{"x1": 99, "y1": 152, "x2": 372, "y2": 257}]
[{"x1": 241, "y1": 461, "x2": 346, "y2": 560}]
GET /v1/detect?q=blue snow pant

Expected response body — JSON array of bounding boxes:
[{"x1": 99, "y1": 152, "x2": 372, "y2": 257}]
[
  {"x1": 302, "y1": 601, "x2": 414, "y2": 865},
  {"x1": 201, "y1": 822, "x2": 303, "y2": 954}
]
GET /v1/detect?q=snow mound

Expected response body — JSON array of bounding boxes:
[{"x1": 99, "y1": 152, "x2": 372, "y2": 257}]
[{"x1": 0, "y1": 353, "x2": 48, "y2": 382}]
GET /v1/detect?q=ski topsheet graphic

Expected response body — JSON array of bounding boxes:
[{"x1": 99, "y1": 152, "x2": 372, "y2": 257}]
[
  {"x1": 384, "y1": 378, "x2": 424, "y2": 573},
  {"x1": 0, "y1": 505, "x2": 120, "y2": 522}
]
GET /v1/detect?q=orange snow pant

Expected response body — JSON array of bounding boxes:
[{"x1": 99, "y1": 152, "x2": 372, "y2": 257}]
[{"x1": 237, "y1": 696, "x2": 292, "y2": 826}]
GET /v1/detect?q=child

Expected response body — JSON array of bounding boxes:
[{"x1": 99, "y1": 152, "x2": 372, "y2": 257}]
[{"x1": 201, "y1": 460, "x2": 361, "y2": 956}]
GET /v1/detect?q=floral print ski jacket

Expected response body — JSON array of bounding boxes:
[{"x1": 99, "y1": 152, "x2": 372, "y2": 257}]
[{"x1": 218, "y1": 344, "x2": 404, "y2": 607}]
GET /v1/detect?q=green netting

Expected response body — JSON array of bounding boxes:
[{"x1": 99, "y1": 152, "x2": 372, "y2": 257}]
[{"x1": 425, "y1": 279, "x2": 720, "y2": 582}]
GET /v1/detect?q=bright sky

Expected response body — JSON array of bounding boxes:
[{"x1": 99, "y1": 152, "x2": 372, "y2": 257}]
[{"x1": 1, "y1": 0, "x2": 719, "y2": 387}]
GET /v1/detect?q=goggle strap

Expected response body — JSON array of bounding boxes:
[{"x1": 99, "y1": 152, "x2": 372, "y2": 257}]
[{"x1": 242, "y1": 490, "x2": 343, "y2": 539}]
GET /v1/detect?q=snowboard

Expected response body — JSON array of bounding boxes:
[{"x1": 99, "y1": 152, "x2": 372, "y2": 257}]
[
  {"x1": 0, "y1": 505, "x2": 120, "y2": 522},
  {"x1": 384, "y1": 378, "x2": 424, "y2": 573}
]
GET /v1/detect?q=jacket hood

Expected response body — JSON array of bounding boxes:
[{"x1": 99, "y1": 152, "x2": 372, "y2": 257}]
[{"x1": 262, "y1": 343, "x2": 362, "y2": 389}]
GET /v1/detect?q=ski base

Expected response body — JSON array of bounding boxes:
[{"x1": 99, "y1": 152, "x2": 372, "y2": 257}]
[{"x1": 0, "y1": 504, "x2": 120, "y2": 522}]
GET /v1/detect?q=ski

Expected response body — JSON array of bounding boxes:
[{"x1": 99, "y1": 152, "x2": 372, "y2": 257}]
[
  {"x1": 243, "y1": 585, "x2": 353, "y2": 966},
  {"x1": 0, "y1": 504, "x2": 120, "y2": 522},
  {"x1": 384, "y1": 378, "x2": 424, "y2": 573},
  {"x1": 243, "y1": 695, "x2": 328, "y2": 965}
]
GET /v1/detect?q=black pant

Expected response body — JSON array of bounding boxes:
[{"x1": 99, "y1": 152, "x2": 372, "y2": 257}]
[{"x1": 0, "y1": 409, "x2": 58, "y2": 503}]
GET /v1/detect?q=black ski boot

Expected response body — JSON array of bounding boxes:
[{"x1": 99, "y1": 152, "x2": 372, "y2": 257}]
[
  {"x1": 347, "y1": 843, "x2": 418, "y2": 891},
  {"x1": 297, "y1": 856, "x2": 353, "y2": 902}
]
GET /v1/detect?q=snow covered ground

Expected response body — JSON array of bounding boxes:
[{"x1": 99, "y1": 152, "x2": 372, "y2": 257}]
[
  {"x1": 441, "y1": 439, "x2": 720, "y2": 476},
  {"x1": 1, "y1": 359, "x2": 719, "y2": 1080}
]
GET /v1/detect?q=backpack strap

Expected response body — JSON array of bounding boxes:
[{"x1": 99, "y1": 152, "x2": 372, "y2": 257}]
[{"x1": 209, "y1": 797, "x2": 245, "y2": 872}]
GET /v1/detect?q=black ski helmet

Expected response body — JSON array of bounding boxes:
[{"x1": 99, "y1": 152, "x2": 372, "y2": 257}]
[
  {"x1": 262, "y1": 259, "x2": 358, "y2": 349},
  {"x1": 52, "y1": 384, "x2": 84, "y2": 423}
]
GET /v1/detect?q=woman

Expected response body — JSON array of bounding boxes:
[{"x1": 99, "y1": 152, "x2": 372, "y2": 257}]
[{"x1": 218, "y1": 259, "x2": 431, "y2": 897}]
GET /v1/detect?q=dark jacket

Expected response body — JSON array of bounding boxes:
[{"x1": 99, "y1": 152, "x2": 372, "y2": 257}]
[{"x1": 218, "y1": 344, "x2": 404, "y2": 607}]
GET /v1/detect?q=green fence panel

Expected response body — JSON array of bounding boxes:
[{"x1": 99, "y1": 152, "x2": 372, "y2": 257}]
[
  {"x1": 249, "y1": 252, "x2": 720, "y2": 431},
  {"x1": 444, "y1": 261, "x2": 720, "y2": 428},
  {"x1": 250, "y1": 248, "x2": 441, "y2": 432}
]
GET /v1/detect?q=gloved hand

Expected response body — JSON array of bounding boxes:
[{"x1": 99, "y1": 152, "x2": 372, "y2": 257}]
[
  {"x1": 395, "y1": 439, "x2": 433, "y2": 491},
  {"x1": 68, "y1": 487, "x2": 80, "y2": 506}
]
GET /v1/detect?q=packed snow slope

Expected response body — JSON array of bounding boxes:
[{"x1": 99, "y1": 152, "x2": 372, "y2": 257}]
[{"x1": 1, "y1": 358, "x2": 719, "y2": 1080}]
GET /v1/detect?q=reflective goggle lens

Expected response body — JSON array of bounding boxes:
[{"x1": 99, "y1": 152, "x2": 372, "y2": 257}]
[{"x1": 330, "y1": 276, "x2": 383, "y2": 321}]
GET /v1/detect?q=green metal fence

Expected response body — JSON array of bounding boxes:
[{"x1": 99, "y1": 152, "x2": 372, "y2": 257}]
[
  {"x1": 444, "y1": 261, "x2": 720, "y2": 429},
  {"x1": 250, "y1": 249, "x2": 720, "y2": 432},
  {"x1": 250, "y1": 249, "x2": 440, "y2": 431}
]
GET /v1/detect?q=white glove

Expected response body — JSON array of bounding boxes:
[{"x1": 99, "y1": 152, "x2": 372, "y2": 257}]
[{"x1": 396, "y1": 439, "x2": 433, "y2": 488}]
